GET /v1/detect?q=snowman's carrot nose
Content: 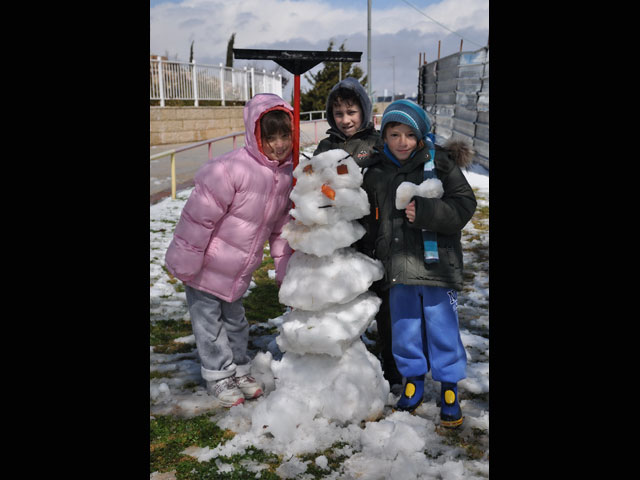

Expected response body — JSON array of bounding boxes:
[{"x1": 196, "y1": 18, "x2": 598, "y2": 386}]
[{"x1": 321, "y1": 184, "x2": 335, "y2": 200}]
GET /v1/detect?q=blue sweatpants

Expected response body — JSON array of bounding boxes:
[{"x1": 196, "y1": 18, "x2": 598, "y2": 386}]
[{"x1": 389, "y1": 284, "x2": 467, "y2": 383}]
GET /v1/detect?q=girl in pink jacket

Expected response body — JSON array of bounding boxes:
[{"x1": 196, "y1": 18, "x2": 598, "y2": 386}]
[{"x1": 165, "y1": 93, "x2": 294, "y2": 407}]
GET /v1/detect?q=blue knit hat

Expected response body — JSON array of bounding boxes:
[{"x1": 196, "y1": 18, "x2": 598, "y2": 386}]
[{"x1": 381, "y1": 100, "x2": 431, "y2": 140}]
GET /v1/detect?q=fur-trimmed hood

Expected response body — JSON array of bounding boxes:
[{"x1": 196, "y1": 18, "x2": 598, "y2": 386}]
[{"x1": 442, "y1": 138, "x2": 474, "y2": 170}]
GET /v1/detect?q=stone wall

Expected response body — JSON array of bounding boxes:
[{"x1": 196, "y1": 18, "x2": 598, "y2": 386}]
[{"x1": 150, "y1": 106, "x2": 245, "y2": 146}]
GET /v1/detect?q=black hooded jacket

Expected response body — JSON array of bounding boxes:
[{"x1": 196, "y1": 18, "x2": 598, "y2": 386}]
[
  {"x1": 313, "y1": 77, "x2": 383, "y2": 168},
  {"x1": 359, "y1": 139, "x2": 477, "y2": 291}
]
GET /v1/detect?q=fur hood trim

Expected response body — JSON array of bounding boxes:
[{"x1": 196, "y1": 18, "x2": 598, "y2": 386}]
[{"x1": 443, "y1": 138, "x2": 474, "y2": 169}]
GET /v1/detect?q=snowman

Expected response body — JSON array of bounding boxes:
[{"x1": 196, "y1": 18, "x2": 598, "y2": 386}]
[{"x1": 250, "y1": 149, "x2": 389, "y2": 443}]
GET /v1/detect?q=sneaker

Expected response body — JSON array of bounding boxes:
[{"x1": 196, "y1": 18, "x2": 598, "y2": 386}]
[
  {"x1": 208, "y1": 377, "x2": 245, "y2": 408},
  {"x1": 394, "y1": 377, "x2": 424, "y2": 413},
  {"x1": 440, "y1": 382, "x2": 463, "y2": 428},
  {"x1": 235, "y1": 374, "x2": 263, "y2": 399}
]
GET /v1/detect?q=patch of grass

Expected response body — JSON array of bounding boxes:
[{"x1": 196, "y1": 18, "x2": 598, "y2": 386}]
[
  {"x1": 434, "y1": 425, "x2": 487, "y2": 461},
  {"x1": 475, "y1": 205, "x2": 489, "y2": 219},
  {"x1": 182, "y1": 381, "x2": 200, "y2": 391},
  {"x1": 200, "y1": 447, "x2": 282, "y2": 480},
  {"x1": 151, "y1": 370, "x2": 174, "y2": 380},
  {"x1": 470, "y1": 203, "x2": 489, "y2": 233},
  {"x1": 154, "y1": 342, "x2": 194, "y2": 355},
  {"x1": 461, "y1": 391, "x2": 489, "y2": 403},
  {"x1": 156, "y1": 219, "x2": 178, "y2": 225},
  {"x1": 162, "y1": 270, "x2": 186, "y2": 293},
  {"x1": 151, "y1": 414, "x2": 284, "y2": 479},
  {"x1": 298, "y1": 441, "x2": 352, "y2": 478},
  {"x1": 471, "y1": 220, "x2": 488, "y2": 233},
  {"x1": 150, "y1": 414, "x2": 229, "y2": 474},
  {"x1": 244, "y1": 282, "x2": 285, "y2": 323},
  {"x1": 244, "y1": 246, "x2": 287, "y2": 324},
  {"x1": 151, "y1": 319, "x2": 194, "y2": 354}
]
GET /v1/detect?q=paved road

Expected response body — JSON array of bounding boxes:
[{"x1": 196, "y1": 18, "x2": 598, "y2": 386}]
[
  {"x1": 150, "y1": 137, "x2": 242, "y2": 200},
  {"x1": 150, "y1": 121, "x2": 329, "y2": 204}
]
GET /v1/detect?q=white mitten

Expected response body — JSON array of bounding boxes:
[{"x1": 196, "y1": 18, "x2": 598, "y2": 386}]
[
  {"x1": 395, "y1": 182, "x2": 417, "y2": 209},
  {"x1": 417, "y1": 178, "x2": 444, "y2": 199},
  {"x1": 395, "y1": 178, "x2": 444, "y2": 209}
]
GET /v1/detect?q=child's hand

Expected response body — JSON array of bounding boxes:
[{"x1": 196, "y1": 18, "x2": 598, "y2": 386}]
[{"x1": 405, "y1": 201, "x2": 416, "y2": 223}]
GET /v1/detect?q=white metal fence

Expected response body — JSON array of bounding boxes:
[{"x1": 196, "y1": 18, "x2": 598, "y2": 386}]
[{"x1": 150, "y1": 57, "x2": 283, "y2": 106}]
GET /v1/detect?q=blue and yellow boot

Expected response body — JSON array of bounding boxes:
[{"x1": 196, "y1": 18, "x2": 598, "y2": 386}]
[
  {"x1": 394, "y1": 377, "x2": 424, "y2": 413},
  {"x1": 440, "y1": 382, "x2": 463, "y2": 428}
]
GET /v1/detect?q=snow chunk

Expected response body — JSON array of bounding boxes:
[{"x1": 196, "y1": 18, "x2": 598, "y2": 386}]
[
  {"x1": 282, "y1": 219, "x2": 365, "y2": 257},
  {"x1": 278, "y1": 248, "x2": 384, "y2": 311},
  {"x1": 277, "y1": 291, "x2": 381, "y2": 356},
  {"x1": 265, "y1": 341, "x2": 388, "y2": 426}
]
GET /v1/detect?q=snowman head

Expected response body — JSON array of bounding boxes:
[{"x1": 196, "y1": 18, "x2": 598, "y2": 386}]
[{"x1": 289, "y1": 149, "x2": 369, "y2": 226}]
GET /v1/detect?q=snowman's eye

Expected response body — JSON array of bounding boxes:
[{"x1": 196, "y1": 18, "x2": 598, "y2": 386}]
[
  {"x1": 336, "y1": 164, "x2": 348, "y2": 175},
  {"x1": 303, "y1": 164, "x2": 313, "y2": 174}
]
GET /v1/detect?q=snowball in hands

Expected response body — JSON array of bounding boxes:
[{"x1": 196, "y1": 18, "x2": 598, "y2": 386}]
[{"x1": 395, "y1": 178, "x2": 444, "y2": 210}]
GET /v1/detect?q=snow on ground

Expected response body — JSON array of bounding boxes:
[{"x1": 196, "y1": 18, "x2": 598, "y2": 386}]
[{"x1": 150, "y1": 146, "x2": 489, "y2": 479}]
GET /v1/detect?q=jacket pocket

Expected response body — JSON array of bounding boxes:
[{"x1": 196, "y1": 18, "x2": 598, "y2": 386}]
[
  {"x1": 374, "y1": 234, "x2": 389, "y2": 261},
  {"x1": 445, "y1": 245, "x2": 461, "y2": 270}
]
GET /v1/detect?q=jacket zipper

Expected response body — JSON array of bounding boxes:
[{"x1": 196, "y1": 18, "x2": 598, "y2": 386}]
[{"x1": 374, "y1": 191, "x2": 379, "y2": 220}]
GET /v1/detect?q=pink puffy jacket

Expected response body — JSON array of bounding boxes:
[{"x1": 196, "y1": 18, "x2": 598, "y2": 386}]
[{"x1": 165, "y1": 94, "x2": 294, "y2": 302}]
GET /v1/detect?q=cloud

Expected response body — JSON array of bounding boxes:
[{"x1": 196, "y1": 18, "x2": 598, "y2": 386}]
[
  {"x1": 150, "y1": 0, "x2": 488, "y2": 101},
  {"x1": 178, "y1": 18, "x2": 205, "y2": 29}
]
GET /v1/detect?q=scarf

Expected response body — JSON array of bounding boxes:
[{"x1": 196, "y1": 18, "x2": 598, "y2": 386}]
[
  {"x1": 422, "y1": 134, "x2": 439, "y2": 264},
  {"x1": 383, "y1": 137, "x2": 439, "y2": 264}
]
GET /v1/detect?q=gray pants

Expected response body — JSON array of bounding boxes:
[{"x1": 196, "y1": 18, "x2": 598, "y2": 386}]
[{"x1": 185, "y1": 285, "x2": 252, "y2": 384}]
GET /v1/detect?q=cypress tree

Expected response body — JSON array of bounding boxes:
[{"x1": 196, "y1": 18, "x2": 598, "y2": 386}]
[{"x1": 226, "y1": 33, "x2": 236, "y2": 68}]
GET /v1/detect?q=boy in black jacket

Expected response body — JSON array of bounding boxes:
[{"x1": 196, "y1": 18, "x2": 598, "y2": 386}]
[
  {"x1": 314, "y1": 77, "x2": 383, "y2": 168},
  {"x1": 314, "y1": 78, "x2": 402, "y2": 392},
  {"x1": 360, "y1": 100, "x2": 476, "y2": 428}
]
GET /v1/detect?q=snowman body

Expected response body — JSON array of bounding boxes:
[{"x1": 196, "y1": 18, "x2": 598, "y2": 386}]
[{"x1": 252, "y1": 150, "x2": 388, "y2": 442}]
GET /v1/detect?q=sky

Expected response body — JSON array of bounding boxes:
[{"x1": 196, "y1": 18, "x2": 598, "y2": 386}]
[{"x1": 150, "y1": 0, "x2": 488, "y2": 103}]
